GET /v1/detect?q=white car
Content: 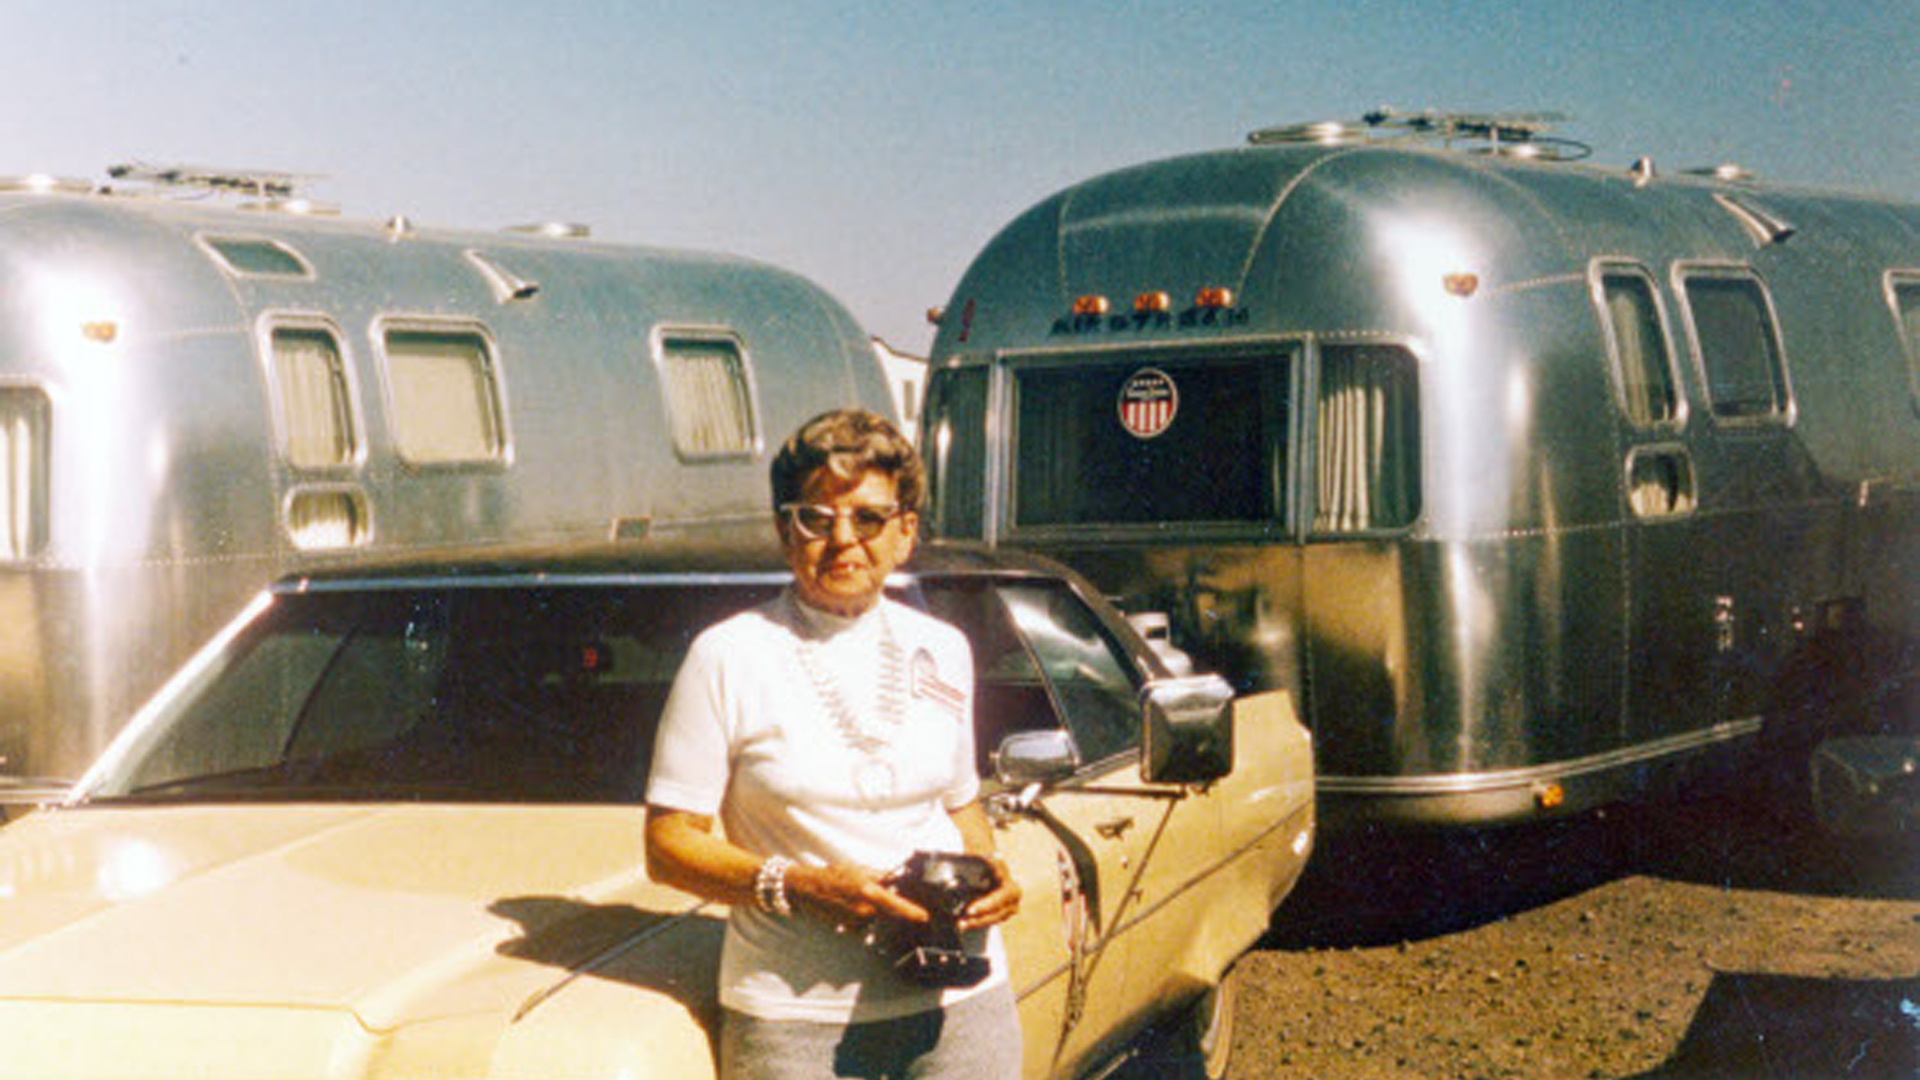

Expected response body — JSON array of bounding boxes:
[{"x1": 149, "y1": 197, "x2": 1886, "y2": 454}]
[{"x1": 0, "y1": 544, "x2": 1314, "y2": 1080}]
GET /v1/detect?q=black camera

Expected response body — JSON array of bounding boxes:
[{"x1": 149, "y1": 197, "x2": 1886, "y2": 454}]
[{"x1": 863, "y1": 851, "x2": 997, "y2": 988}]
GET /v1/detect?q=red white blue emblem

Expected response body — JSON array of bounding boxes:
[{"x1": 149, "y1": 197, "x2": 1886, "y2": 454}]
[{"x1": 1117, "y1": 367, "x2": 1177, "y2": 439}]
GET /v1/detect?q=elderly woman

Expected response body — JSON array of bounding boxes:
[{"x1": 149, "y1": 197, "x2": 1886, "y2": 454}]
[{"x1": 645, "y1": 408, "x2": 1023, "y2": 1080}]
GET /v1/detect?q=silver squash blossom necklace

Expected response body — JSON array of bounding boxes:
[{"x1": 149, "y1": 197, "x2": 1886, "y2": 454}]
[{"x1": 795, "y1": 606, "x2": 908, "y2": 757}]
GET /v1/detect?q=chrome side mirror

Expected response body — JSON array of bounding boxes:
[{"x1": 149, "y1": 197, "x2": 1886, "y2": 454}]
[
  {"x1": 993, "y1": 729, "x2": 1079, "y2": 788},
  {"x1": 1142, "y1": 674, "x2": 1236, "y2": 784},
  {"x1": 1810, "y1": 735, "x2": 1918, "y2": 839}
]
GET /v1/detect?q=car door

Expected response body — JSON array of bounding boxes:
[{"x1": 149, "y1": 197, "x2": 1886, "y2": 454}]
[{"x1": 918, "y1": 576, "x2": 1193, "y2": 1077}]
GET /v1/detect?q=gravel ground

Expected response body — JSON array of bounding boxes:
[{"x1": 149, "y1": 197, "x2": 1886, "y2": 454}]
[{"x1": 1222, "y1": 781, "x2": 1919, "y2": 1080}]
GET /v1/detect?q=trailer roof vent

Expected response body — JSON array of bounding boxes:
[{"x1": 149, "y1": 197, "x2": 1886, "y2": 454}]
[
  {"x1": 465, "y1": 250, "x2": 541, "y2": 304},
  {"x1": 237, "y1": 198, "x2": 339, "y2": 217},
  {"x1": 0, "y1": 174, "x2": 93, "y2": 195},
  {"x1": 505, "y1": 221, "x2": 591, "y2": 240},
  {"x1": 1250, "y1": 108, "x2": 1591, "y2": 161},
  {"x1": 1687, "y1": 163, "x2": 1757, "y2": 183},
  {"x1": 1247, "y1": 120, "x2": 1366, "y2": 147},
  {"x1": 1711, "y1": 192, "x2": 1797, "y2": 246}
]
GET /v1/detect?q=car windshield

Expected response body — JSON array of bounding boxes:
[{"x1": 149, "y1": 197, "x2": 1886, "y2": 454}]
[{"x1": 82, "y1": 582, "x2": 779, "y2": 805}]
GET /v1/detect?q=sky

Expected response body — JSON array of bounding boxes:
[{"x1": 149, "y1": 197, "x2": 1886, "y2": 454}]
[{"x1": 6, "y1": 1, "x2": 1914, "y2": 352}]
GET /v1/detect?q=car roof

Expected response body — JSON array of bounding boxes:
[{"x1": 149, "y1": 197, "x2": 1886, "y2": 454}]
[{"x1": 273, "y1": 540, "x2": 1086, "y2": 591}]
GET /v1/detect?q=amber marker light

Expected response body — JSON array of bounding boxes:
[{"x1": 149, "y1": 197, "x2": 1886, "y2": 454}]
[
  {"x1": 1133, "y1": 291, "x2": 1172, "y2": 314},
  {"x1": 1195, "y1": 287, "x2": 1236, "y2": 309},
  {"x1": 1443, "y1": 273, "x2": 1481, "y2": 298},
  {"x1": 1534, "y1": 782, "x2": 1566, "y2": 810},
  {"x1": 1071, "y1": 294, "x2": 1111, "y2": 316},
  {"x1": 82, "y1": 321, "x2": 119, "y2": 343}
]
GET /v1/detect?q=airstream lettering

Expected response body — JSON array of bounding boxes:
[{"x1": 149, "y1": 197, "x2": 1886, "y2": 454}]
[
  {"x1": 0, "y1": 168, "x2": 894, "y2": 804},
  {"x1": 921, "y1": 111, "x2": 1919, "y2": 829}
]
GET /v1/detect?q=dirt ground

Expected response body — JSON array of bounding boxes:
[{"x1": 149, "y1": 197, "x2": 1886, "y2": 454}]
[{"x1": 1222, "y1": 782, "x2": 1919, "y2": 1080}]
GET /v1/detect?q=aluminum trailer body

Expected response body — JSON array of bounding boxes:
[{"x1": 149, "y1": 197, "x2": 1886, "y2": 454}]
[
  {"x1": 920, "y1": 120, "x2": 1918, "y2": 828},
  {"x1": 0, "y1": 178, "x2": 892, "y2": 795}
]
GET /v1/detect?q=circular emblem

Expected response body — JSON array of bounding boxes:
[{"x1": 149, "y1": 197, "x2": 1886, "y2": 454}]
[{"x1": 1117, "y1": 367, "x2": 1178, "y2": 439}]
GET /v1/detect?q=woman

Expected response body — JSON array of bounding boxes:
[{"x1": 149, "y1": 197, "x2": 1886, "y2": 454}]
[{"x1": 645, "y1": 408, "x2": 1023, "y2": 1079}]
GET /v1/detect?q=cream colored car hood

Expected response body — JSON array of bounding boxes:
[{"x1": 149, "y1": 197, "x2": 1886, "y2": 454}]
[{"x1": 0, "y1": 803, "x2": 720, "y2": 1079}]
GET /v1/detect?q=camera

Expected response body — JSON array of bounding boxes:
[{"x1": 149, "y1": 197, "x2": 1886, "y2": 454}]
[{"x1": 863, "y1": 851, "x2": 997, "y2": 988}]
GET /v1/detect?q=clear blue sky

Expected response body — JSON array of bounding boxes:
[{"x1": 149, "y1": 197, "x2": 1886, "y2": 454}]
[{"x1": 8, "y1": 0, "x2": 1914, "y2": 350}]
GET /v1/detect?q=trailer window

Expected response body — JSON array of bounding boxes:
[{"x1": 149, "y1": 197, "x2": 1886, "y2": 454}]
[
  {"x1": 1627, "y1": 446, "x2": 1696, "y2": 517},
  {"x1": 201, "y1": 236, "x2": 311, "y2": 279},
  {"x1": 1681, "y1": 272, "x2": 1790, "y2": 421},
  {"x1": 657, "y1": 334, "x2": 759, "y2": 460},
  {"x1": 923, "y1": 367, "x2": 988, "y2": 539},
  {"x1": 270, "y1": 327, "x2": 358, "y2": 469},
  {"x1": 1011, "y1": 356, "x2": 1280, "y2": 528},
  {"x1": 1892, "y1": 274, "x2": 1920, "y2": 408},
  {"x1": 0, "y1": 388, "x2": 50, "y2": 561},
  {"x1": 383, "y1": 327, "x2": 507, "y2": 465},
  {"x1": 1597, "y1": 268, "x2": 1680, "y2": 427},
  {"x1": 1313, "y1": 345, "x2": 1420, "y2": 533}
]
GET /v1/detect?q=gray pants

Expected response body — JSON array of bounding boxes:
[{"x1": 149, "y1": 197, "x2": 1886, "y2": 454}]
[{"x1": 719, "y1": 983, "x2": 1022, "y2": 1080}]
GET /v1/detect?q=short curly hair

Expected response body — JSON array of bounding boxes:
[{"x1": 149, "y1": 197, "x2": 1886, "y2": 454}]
[{"x1": 770, "y1": 408, "x2": 925, "y2": 513}]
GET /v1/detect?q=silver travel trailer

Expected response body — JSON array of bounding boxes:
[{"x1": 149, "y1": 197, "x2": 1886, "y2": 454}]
[
  {"x1": 920, "y1": 111, "x2": 1918, "y2": 829},
  {"x1": 0, "y1": 168, "x2": 893, "y2": 804}
]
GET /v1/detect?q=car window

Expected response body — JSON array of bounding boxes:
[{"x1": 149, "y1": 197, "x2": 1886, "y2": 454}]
[
  {"x1": 998, "y1": 584, "x2": 1142, "y2": 763},
  {"x1": 87, "y1": 584, "x2": 777, "y2": 805},
  {"x1": 919, "y1": 578, "x2": 1143, "y2": 773}
]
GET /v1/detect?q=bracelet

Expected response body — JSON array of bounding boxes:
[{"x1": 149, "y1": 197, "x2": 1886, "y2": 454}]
[{"x1": 754, "y1": 855, "x2": 793, "y2": 916}]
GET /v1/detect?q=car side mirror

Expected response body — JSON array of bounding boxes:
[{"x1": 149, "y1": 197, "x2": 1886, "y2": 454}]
[
  {"x1": 994, "y1": 729, "x2": 1079, "y2": 787},
  {"x1": 1142, "y1": 675, "x2": 1236, "y2": 784}
]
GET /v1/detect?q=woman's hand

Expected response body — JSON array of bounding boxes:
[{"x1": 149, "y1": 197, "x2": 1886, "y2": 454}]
[
  {"x1": 958, "y1": 853, "x2": 1022, "y2": 931},
  {"x1": 790, "y1": 862, "x2": 930, "y2": 927}
]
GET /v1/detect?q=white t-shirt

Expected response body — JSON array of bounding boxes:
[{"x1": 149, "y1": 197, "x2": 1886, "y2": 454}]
[{"x1": 648, "y1": 590, "x2": 1009, "y2": 1023}]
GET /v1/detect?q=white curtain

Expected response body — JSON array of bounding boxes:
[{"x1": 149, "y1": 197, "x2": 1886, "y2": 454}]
[
  {"x1": 388, "y1": 333, "x2": 502, "y2": 464},
  {"x1": 0, "y1": 392, "x2": 47, "y2": 560},
  {"x1": 1315, "y1": 347, "x2": 1416, "y2": 533},
  {"x1": 663, "y1": 342, "x2": 755, "y2": 457},
  {"x1": 272, "y1": 330, "x2": 353, "y2": 468}
]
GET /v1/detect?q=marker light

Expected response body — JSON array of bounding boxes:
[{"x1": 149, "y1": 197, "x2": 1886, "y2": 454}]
[
  {"x1": 1534, "y1": 782, "x2": 1566, "y2": 810},
  {"x1": 1133, "y1": 291, "x2": 1171, "y2": 314},
  {"x1": 1071, "y1": 295, "x2": 1110, "y2": 316},
  {"x1": 1443, "y1": 273, "x2": 1480, "y2": 298},
  {"x1": 82, "y1": 322, "x2": 119, "y2": 343},
  {"x1": 1195, "y1": 287, "x2": 1236, "y2": 309}
]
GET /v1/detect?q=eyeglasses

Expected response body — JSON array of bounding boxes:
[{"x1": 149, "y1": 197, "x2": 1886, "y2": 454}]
[{"x1": 780, "y1": 502, "x2": 902, "y2": 541}]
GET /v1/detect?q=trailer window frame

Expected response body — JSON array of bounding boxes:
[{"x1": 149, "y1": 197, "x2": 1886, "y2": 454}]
[
  {"x1": 651, "y1": 328, "x2": 763, "y2": 463},
  {"x1": 1672, "y1": 263, "x2": 1794, "y2": 427},
  {"x1": 0, "y1": 384, "x2": 51, "y2": 562},
  {"x1": 1624, "y1": 443, "x2": 1697, "y2": 518},
  {"x1": 1306, "y1": 340, "x2": 1423, "y2": 537},
  {"x1": 1887, "y1": 270, "x2": 1920, "y2": 417},
  {"x1": 260, "y1": 315, "x2": 365, "y2": 473},
  {"x1": 997, "y1": 340, "x2": 1298, "y2": 542},
  {"x1": 197, "y1": 234, "x2": 314, "y2": 280},
  {"x1": 1590, "y1": 261, "x2": 1686, "y2": 431},
  {"x1": 922, "y1": 360, "x2": 993, "y2": 541},
  {"x1": 374, "y1": 318, "x2": 513, "y2": 470}
]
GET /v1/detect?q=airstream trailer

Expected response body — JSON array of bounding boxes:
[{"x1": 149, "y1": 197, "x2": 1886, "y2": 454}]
[
  {"x1": 921, "y1": 111, "x2": 1918, "y2": 829},
  {"x1": 0, "y1": 167, "x2": 894, "y2": 806}
]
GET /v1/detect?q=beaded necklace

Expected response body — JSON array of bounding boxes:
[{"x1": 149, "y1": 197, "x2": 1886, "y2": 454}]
[{"x1": 792, "y1": 599, "x2": 908, "y2": 756}]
